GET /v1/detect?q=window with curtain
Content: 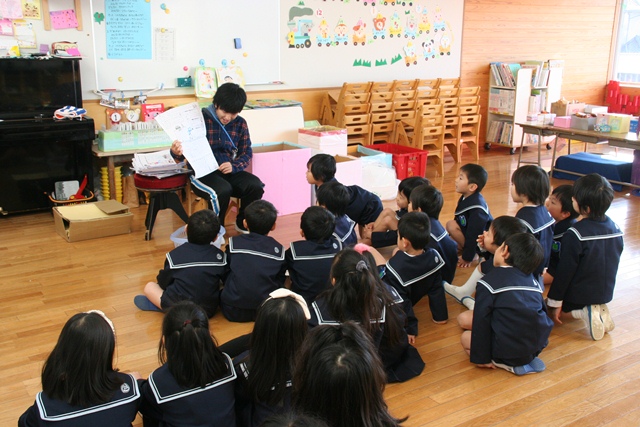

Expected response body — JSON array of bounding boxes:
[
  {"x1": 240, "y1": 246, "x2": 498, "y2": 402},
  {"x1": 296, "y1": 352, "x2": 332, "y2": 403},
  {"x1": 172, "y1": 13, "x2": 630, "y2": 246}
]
[{"x1": 613, "y1": 0, "x2": 640, "y2": 83}]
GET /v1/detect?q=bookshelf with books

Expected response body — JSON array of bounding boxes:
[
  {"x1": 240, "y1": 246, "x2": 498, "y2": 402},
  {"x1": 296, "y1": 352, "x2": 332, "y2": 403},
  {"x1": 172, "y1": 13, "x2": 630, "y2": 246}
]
[{"x1": 486, "y1": 60, "x2": 563, "y2": 153}]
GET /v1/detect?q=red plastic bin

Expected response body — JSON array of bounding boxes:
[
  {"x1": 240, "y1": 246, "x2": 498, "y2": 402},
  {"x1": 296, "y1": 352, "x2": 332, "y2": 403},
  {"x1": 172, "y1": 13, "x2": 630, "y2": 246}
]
[{"x1": 364, "y1": 143, "x2": 428, "y2": 179}]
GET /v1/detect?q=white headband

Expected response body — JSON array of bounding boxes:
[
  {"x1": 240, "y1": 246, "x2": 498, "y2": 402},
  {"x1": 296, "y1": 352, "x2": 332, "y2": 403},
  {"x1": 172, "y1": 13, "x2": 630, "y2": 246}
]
[
  {"x1": 86, "y1": 309, "x2": 115, "y2": 334},
  {"x1": 267, "y1": 288, "x2": 311, "y2": 320}
]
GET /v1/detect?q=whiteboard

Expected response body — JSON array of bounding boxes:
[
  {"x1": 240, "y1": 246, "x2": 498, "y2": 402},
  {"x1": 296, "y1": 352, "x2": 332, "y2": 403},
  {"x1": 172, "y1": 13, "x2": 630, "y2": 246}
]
[{"x1": 90, "y1": 0, "x2": 280, "y2": 91}]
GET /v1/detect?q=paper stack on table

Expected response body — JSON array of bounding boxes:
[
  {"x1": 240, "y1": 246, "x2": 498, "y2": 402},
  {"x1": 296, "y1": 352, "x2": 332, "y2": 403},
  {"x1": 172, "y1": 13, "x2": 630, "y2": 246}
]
[{"x1": 132, "y1": 150, "x2": 189, "y2": 179}]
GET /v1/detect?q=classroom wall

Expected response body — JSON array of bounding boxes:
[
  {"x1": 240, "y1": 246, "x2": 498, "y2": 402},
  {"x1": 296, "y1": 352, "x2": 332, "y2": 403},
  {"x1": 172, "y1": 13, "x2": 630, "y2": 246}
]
[{"x1": 86, "y1": 0, "x2": 619, "y2": 137}]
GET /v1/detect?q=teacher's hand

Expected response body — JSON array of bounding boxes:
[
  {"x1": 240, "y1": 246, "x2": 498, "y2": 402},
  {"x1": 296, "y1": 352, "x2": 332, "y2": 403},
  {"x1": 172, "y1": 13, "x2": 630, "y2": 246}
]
[
  {"x1": 171, "y1": 140, "x2": 183, "y2": 157},
  {"x1": 219, "y1": 162, "x2": 233, "y2": 174}
]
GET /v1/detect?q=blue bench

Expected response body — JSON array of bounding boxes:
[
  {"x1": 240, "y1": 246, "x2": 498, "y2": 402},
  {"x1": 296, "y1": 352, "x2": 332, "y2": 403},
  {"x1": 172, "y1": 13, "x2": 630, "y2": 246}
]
[{"x1": 552, "y1": 152, "x2": 632, "y2": 191}]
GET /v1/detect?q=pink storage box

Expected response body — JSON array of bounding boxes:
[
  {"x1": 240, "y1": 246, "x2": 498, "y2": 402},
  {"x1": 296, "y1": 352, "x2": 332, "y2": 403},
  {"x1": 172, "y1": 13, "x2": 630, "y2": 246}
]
[
  {"x1": 249, "y1": 142, "x2": 312, "y2": 216},
  {"x1": 553, "y1": 116, "x2": 572, "y2": 128}
]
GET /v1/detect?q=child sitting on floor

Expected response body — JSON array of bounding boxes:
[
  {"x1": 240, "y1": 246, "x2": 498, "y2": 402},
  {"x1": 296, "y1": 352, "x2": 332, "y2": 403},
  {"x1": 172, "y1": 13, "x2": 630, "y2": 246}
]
[
  {"x1": 316, "y1": 181, "x2": 357, "y2": 247},
  {"x1": 542, "y1": 184, "x2": 579, "y2": 285},
  {"x1": 134, "y1": 209, "x2": 228, "y2": 317},
  {"x1": 285, "y1": 206, "x2": 342, "y2": 304},
  {"x1": 220, "y1": 200, "x2": 287, "y2": 322},
  {"x1": 547, "y1": 173, "x2": 624, "y2": 341},
  {"x1": 445, "y1": 164, "x2": 493, "y2": 268},
  {"x1": 360, "y1": 176, "x2": 431, "y2": 248},
  {"x1": 459, "y1": 233, "x2": 553, "y2": 375}
]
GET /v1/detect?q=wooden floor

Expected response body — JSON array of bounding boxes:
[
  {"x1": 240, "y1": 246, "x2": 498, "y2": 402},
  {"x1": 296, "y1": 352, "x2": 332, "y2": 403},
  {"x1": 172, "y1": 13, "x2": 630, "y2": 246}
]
[{"x1": 2, "y1": 143, "x2": 639, "y2": 426}]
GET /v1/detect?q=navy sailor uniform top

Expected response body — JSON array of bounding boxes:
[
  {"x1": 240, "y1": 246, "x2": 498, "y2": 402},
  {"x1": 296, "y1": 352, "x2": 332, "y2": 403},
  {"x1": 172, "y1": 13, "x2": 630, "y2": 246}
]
[
  {"x1": 138, "y1": 353, "x2": 236, "y2": 427},
  {"x1": 546, "y1": 217, "x2": 577, "y2": 277},
  {"x1": 285, "y1": 237, "x2": 342, "y2": 304},
  {"x1": 333, "y1": 214, "x2": 358, "y2": 247},
  {"x1": 515, "y1": 205, "x2": 555, "y2": 278},
  {"x1": 454, "y1": 192, "x2": 493, "y2": 262},
  {"x1": 384, "y1": 248, "x2": 445, "y2": 335},
  {"x1": 471, "y1": 266, "x2": 553, "y2": 367},
  {"x1": 157, "y1": 242, "x2": 229, "y2": 317},
  {"x1": 427, "y1": 217, "x2": 458, "y2": 283},
  {"x1": 233, "y1": 351, "x2": 292, "y2": 427},
  {"x1": 18, "y1": 372, "x2": 140, "y2": 427},
  {"x1": 345, "y1": 184, "x2": 384, "y2": 226},
  {"x1": 221, "y1": 234, "x2": 286, "y2": 310},
  {"x1": 548, "y1": 216, "x2": 623, "y2": 306}
]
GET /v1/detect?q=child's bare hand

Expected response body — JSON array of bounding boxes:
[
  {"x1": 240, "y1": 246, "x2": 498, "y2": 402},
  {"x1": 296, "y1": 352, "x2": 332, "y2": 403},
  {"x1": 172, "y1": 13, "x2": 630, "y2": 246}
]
[
  {"x1": 476, "y1": 363, "x2": 496, "y2": 369},
  {"x1": 407, "y1": 334, "x2": 416, "y2": 345},
  {"x1": 476, "y1": 234, "x2": 485, "y2": 249},
  {"x1": 548, "y1": 306, "x2": 563, "y2": 324},
  {"x1": 458, "y1": 258, "x2": 474, "y2": 268}
]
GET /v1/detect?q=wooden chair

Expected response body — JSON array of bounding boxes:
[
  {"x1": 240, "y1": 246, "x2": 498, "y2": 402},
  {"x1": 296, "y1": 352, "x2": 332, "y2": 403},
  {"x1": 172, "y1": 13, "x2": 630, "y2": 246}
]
[
  {"x1": 369, "y1": 98, "x2": 395, "y2": 144},
  {"x1": 395, "y1": 108, "x2": 445, "y2": 176},
  {"x1": 458, "y1": 86, "x2": 481, "y2": 96},
  {"x1": 369, "y1": 81, "x2": 395, "y2": 93},
  {"x1": 343, "y1": 113, "x2": 372, "y2": 146},
  {"x1": 438, "y1": 77, "x2": 460, "y2": 88},
  {"x1": 392, "y1": 79, "x2": 419, "y2": 92},
  {"x1": 320, "y1": 81, "x2": 372, "y2": 126},
  {"x1": 459, "y1": 114, "x2": 482, "y2": 161},
  {"x1": 442, "y1": 106, "x2": 462, "y2": 162},
  {"x1": 415, "y1": 78, "x2": 441, "y2": 89},
  {"x1": 415, "y1": 88, "x2": 439, "y2": 107}
]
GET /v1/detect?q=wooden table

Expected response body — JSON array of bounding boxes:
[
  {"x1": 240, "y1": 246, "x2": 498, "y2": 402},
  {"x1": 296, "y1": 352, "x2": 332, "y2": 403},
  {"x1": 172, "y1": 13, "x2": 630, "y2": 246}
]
[
  {"x1": 92, "y1": 144, "x2": 172, "y2": 200},
  {"x1": 516, "y1": 122, "x2": 640, "y2": 189}
]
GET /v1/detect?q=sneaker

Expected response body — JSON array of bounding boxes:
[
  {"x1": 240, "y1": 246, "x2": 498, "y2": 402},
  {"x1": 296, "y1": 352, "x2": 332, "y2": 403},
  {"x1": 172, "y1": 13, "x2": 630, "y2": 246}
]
[
  {"x1": 461, "y1": 296, "x2": 475, "y2": 310},
  {"x1": 444, "y1": 282, "x2": 466, "y2": 305},
  {"x1": 599, "y1": 303, "x2": 615, "y2": 333},
  {"x1": 134, "y1": 295, "x2": 162, "y2": 312},
  {"x1": 574, "y1": 305, "x2": 605, "y2": 341},
  {"x1": 234, "y1": 220, "x2": 249, "y2": 235},
  {"x1": 493, "y1": 357, "x2": 546, "y2": 376}
]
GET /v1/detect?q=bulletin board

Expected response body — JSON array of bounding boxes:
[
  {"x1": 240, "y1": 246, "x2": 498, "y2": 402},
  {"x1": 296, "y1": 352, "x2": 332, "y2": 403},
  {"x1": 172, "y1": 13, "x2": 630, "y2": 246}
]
[
  {"x1": 89, "y1": 0, "x2": 281, "y2": 91},
  {"x1": 278, "y1": 0, "x2": 464, "y2": 89}
]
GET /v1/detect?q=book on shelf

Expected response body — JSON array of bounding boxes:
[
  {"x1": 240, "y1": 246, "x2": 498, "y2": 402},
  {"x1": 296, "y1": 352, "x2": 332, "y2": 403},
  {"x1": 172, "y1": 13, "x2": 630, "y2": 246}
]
[
  {"x1": 489, "y1": 88, "x2": 515, "y2": 115},
  {"x1": 489, "y1": 62, "x2": 503, "y2": 86}
]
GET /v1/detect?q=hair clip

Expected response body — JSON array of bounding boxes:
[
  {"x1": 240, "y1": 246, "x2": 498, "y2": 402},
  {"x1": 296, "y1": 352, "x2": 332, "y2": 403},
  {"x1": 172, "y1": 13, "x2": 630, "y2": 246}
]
[
  {"x1": 267, "y1": 288, "x2": 311, "y2": 320},
  {"x1": 355, "y1": 260, "x2": 369, "y2": 272},
  {"x1": 183, "y1": 319, "x2": 192, "y2": 327},
  {"x1": 86, "y1": 309, "x2": 115, "y2": 334},
  {"x1": 353, "y1": 243, "x2": 371, "y2": 254}
]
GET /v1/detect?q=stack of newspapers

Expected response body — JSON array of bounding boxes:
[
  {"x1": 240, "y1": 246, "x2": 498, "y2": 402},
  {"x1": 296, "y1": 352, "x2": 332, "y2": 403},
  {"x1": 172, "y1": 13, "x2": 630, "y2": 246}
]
[{"x1": 132, "y1": 150, "x2": 189, "y2": 179}]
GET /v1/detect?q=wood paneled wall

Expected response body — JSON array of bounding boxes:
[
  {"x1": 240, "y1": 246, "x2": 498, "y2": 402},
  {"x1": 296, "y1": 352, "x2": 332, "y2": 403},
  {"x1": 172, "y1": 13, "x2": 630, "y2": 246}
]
[{"x1": 86, "y1": 0, "x2": 619, "y2": 142}]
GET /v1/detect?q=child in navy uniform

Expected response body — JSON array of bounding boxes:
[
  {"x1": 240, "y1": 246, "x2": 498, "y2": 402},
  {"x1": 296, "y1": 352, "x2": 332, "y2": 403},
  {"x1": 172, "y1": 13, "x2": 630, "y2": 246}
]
[
  {"x1": 460, "y1": 233, "x2": 553, "y2": 375},
  {"x1": 139, "y1": 302, "x2": 236, "y2": 426},
  {"x1": 234, "y1": 290, "x2": 309, "y2": 427},
  {"x1": 221, "y1": 200, "x2": 287, "y2": 322},
  {"x1": 446, "y1": 164, "x2": 493, "y2": 268},
  {"x1": 134, "y1": 209, "x2": 228, "y2": 317},
  {"x1": 285, "y1": 206, "x2": 342, "y2": 304},
  {"x1": 316, "y1": 181, "x2": 357, "y2": 247},
  {"x1": 409, "y1": 184, "x2": 458, "y2": 284},
  {"x1": 445, "y1": 216, "x2": 529, "y2": 310},
  {"x1": 543, "y1": 184, "x2": 579, "y2": 285},
  {"x1": 19, "y1": 310, "x2": 141, "y2": 427},
  {"x1": 384, "y1": 211, "x2": 447, "y2": 342},
  {"x1": 547, "y1": 174, "x2": 624, "y2": 341},
  {"x1": 306, "y1": 153, "x2": 383, "y2": 230},
  {"x1": 360, "y1": 176, "x2": 431, "y2": 247},
  {"x1": 511, "y1": 165, "x2": 555, "y2": 285}
]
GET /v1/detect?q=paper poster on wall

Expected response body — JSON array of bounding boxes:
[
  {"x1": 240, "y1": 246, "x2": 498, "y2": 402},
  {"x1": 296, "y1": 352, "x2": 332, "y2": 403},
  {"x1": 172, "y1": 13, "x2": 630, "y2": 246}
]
[
  {"x1": 216, "y1": 66, "x2": 245, "y2": 88},
  {"x1": 0, "y1": 0, "x2": 23, "y2": 19},
  {"x1": 0, "y1": 18, "x2": 13, "y2": 35},
  {"x1": 154, "y1": 27, "x2": 175, "y2": 61},
  {"x1": 12, "y1": 19, "x2": 35, "y2": 48},
  {"x1": 21, "y1": 0, "x2": 41, "y2": 19},
  {"x1": 50, "y1": 9, "x2": 79, "y2": 30},
  {"x1": 195, "y1": 67, "x2": 217, "y2": 99},
  {"x1": 105, "y1": 0, "x2": 152, "y2": 59}
]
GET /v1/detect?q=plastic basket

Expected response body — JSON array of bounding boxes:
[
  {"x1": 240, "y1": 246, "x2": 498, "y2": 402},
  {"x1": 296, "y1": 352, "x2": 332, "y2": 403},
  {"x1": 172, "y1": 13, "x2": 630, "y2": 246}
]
[
  {"x1": 170, "y1": 225, "x2": 226, "y2": 249},
  {"x1": 364, "y1": 144, "x2": 428, "y2": 179},
  {"x1": 47, "y1": 190, "x2": 95, "y2": 207}
]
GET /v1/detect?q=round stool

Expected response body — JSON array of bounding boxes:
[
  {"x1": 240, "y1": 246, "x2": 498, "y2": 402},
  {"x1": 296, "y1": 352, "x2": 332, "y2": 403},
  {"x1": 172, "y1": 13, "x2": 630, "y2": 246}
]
[{"x1": 134, "y1": 173, "x2": 189, "y2": 240}]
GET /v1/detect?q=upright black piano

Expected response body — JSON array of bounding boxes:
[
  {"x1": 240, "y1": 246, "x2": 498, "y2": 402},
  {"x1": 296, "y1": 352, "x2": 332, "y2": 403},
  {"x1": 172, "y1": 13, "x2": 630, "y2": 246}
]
[{"x1": 0, "y1": 57, "x2": 94, "y2": 215}]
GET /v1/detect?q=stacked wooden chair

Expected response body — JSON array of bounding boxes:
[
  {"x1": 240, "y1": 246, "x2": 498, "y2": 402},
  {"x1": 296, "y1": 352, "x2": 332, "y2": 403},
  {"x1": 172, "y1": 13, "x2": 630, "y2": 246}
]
[
  {"x1": 319, "y1": 81, "x2": 371, "y2": 127},
  {"x1": 368, "y1": 81, "x2": 395, "y2": 144},
  {"x1": 395, "y1": 102, "x2": 445, "y2": 177},
  {"x1": 457, "y1": 86, "x2": 482, "y2": 161}
]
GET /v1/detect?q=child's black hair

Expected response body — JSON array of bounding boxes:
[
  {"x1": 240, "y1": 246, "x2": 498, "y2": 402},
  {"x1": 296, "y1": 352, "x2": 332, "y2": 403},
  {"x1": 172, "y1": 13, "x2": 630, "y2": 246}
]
[
  {"x1": 186, "y1": 209, "x2": 220, "y2": 245},
  {"x1": 572, "y1": 173, "x2": 614, "y2": 221},
  {"x1": 490, "y1": 216, "x2": 529, "y2": 248},
  {"x1": 398, "y1": 176, "x2": 431, "y2": 200},
  {"x1": 300, "y1": 206, "x2": 336, "y2": 244},
  {"x1": 212, "y1": 82, "x2": 247, "y2": 114},
  {"x1": 261, "y1": 412, "x2": 330, "y2": 427},
  {"x1": 551, "y1": 184, "x2": 579, "y2": 220},
  {"x1": 409, "y1": 184, "x2": 443, "y2": 219},
  {"x1": 460, "y1": 163, "x2": 488, "y2": 193},
  {"x1": 316, "y1": 181, "x2": 349, "y2": 217},
  {"x1": 245, "y1": 200, "x2": 278, "y2": 235},
  {"x1": 246, "y1": 296, "x2": 308, "y2": 406},
  {"x1": 41, "y1": 311, "x2": 122, "y2": 407},
  {"x1": 307, "y1": 154, "x2": 337, "y2": 183},
  {"x1": 511, "y1": 165, "x2": 550, "y2": 206},
  {"x1": 397, "y1": 211, "x2": 431, "y2": 249},
  {"x1": 502, "y1": 233, "x2": 544, "y2": 275}
]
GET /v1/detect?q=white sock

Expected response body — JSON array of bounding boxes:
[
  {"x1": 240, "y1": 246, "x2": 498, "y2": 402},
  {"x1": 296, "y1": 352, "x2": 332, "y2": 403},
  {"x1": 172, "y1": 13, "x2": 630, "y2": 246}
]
[
  {"x1": 456, "y1": 266, "x2": 484, "y2": 297},
  {"x1": 571, "y1": 308, "x2": 586, "y2": 320}
]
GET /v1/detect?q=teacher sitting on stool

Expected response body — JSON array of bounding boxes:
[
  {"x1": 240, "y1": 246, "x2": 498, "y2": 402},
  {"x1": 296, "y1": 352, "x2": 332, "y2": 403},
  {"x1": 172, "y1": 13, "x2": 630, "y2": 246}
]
[{"x1": 170, "y1": 82, "x2": 264, "y2": 233}]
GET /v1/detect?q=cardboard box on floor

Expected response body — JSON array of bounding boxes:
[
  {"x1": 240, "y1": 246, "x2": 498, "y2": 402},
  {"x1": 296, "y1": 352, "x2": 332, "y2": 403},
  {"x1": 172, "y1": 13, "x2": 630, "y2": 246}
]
[{"x1": 53, "y1": 200, "x2": 133, "y2": 242}]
